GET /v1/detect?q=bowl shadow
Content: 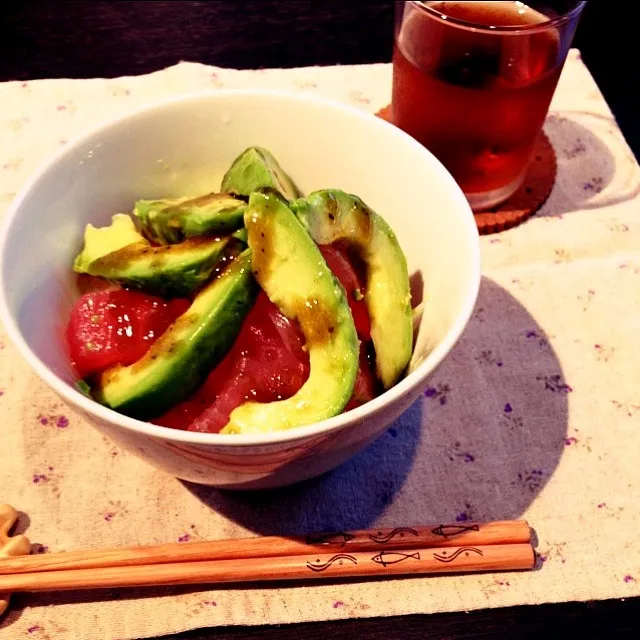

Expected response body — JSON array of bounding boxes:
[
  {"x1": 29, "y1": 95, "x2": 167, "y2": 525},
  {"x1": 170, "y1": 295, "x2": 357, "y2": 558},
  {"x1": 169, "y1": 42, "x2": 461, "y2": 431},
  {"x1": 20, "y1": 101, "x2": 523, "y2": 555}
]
[
  {"x1": 185, "y1": 276, "x2": 569, "y2": 532},
  {"x1": 5, "y1": 277, "x2": 570, "y2": 621},
  {"x1": 185, "y1": 400, "x2": 424, "y2": 535},
  {"x1": 540, "y1": 111, "x2": 640, "y2": 217}
]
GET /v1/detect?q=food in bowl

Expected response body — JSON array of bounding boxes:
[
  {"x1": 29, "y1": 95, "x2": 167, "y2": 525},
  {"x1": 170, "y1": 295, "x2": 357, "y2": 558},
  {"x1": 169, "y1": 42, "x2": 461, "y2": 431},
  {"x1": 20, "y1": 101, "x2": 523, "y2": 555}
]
[
  {"x1": 66, "y1": 146, "x2": 414, "y2": 435},
  {"x1": 0, "y1": 90, "x2": 480, "y2": 489}
]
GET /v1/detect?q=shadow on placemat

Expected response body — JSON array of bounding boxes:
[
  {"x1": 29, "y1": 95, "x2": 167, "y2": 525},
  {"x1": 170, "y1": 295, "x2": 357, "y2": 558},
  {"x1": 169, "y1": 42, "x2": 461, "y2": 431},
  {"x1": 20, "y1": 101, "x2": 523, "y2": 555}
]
[
  {"x1": 186, "y1": 277, "x2": 569, "y2": 534},
  {"x1": 3, "y1": 278, "x2": 570, "y2": 623},
  {"x1": 187, "y1": 401, "x2": 423, "y2": 535},
  {"x1": 542, "y1": 112, "x2": 640, "y2": 216}
]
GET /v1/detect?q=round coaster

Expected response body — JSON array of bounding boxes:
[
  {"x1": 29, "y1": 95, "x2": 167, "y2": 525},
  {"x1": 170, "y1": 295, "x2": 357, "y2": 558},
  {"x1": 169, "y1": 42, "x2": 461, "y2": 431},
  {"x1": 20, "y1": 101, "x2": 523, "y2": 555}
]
[
  {"x1": 376, "y1": 104, "x2": 393, "y2": 122},
  {"x1": 375, "y1": 105, "x2": 557, "y2": 234}
]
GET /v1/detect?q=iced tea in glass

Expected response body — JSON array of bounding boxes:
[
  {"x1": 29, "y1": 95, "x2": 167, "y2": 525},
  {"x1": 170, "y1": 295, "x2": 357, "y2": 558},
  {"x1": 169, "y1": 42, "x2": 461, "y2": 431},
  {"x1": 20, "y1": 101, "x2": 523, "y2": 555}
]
[{"x1": 392, "y1": 1, "x2": 585, "y2": 210}]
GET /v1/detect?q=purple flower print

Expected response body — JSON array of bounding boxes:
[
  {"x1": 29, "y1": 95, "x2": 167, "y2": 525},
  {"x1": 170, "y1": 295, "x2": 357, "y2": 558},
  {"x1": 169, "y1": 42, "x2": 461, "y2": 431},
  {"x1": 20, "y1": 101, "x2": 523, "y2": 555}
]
[
  {"x1": 472, "y1": 306, "x2": 487, "y2": 323},
  {"x1": 563, "y1": 139, "x2": 586, "y2": 159},
  {"x1": 424, "y1": 383, "x2": 450, "y2": 405},
  {"x1": 612, "y1": 400, "x2": 640, "y2": 417},
  {"x1": 525, "y1": 330, "x2": 549, "y2": 347},
  {"x1": 455, "y1": 503, "x2": 475, "y2": 522},
  {"x1": 514, "y1": 469, "x2": 544, "y2": 493},
  {"x1": 594, "y1": 344, "x2": 615, "y2": 362},
  {"x1": 475, "y1": 349, "x2": 503, "y2": 367},
  {"x1": 38, "y1": 413, "x2": 71, "y2": 428},
  {"x1": 577, "y1": 289, "x2": 596, "y2": 311},
  {"x1": 536, "y1": 374, "x2": 572, "y2": 393},
  {"x1": 609, "y1": 222, "x2": 629, "y2": 233},
  {"x1": 583, "y1": 177, "x2": 604, "y2": 194},
  {"x1": 447, "y1": 442, "x2": 475, "y2": 463},
  {"x1": 502, "y1": 406, "x2": 523, "y2": 430}
]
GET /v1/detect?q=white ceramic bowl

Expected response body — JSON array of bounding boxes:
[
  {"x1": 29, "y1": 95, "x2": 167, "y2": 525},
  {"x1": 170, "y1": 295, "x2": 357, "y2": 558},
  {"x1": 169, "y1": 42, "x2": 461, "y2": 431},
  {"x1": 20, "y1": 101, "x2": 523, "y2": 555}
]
[{"x1": 0, "y1": 90, "x2": 480, "y2": 489}]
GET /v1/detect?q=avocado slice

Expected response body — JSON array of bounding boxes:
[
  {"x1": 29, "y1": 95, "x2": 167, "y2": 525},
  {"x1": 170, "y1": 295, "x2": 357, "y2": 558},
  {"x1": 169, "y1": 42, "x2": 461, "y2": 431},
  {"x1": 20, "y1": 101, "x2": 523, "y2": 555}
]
[
  {"x1": 73, "y1": 214, "x2": 234, "y2": 297},
  {"x1": 93, "y1": 249, "x2": 258, "y2": 420},
  {"x1": 291, "y1": 189, "x2": 412, "y2": 390},
  {"x1": 221, "y1": 147, "x2": 300, "y2": 201},
  {"x1": 73, "y1": 213, "x2": 144, "y2": 272},
  {"x1": 220, "y1": 190, "x2": 359, "y2": 435},
  {"x1": 231, "y1": 227, "x2": 248, "y2": 244},
  {"x1": 133, "y1": 192, "x2": 246, "y2": 245}
]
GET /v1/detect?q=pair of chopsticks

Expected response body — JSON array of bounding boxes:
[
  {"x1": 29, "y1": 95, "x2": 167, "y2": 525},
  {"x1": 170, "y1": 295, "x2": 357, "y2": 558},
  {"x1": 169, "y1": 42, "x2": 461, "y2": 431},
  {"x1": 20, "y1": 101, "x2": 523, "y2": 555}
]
[{"x1": 0, "y1": 520, "x2": 535, "y2": 593}]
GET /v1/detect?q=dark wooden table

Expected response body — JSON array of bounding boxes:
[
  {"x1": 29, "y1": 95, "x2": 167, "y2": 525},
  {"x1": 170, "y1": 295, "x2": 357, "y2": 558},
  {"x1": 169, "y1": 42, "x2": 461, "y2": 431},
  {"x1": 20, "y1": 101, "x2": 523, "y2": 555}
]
[{"x1": 4, "y1": 2, "x2": 639, "y2": 638}]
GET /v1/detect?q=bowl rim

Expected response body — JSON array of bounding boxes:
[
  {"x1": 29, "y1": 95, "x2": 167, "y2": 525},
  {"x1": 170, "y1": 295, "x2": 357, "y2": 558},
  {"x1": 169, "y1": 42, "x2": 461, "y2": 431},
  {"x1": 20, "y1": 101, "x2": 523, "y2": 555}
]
[{"x1": 0, "y1": 88, "x2": 481, "y2": 447}]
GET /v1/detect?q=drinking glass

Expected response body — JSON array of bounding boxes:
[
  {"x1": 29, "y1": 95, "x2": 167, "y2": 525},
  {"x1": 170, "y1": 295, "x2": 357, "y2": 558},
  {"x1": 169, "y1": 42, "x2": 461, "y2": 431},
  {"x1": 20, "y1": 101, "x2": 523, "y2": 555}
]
[{"x1": 392, "y1": 1, "x2": 586, "y2": 210}]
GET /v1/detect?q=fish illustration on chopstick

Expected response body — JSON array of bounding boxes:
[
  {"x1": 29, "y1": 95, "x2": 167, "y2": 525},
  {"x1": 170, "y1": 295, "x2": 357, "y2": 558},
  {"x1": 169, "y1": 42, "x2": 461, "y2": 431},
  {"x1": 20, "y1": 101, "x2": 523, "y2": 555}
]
[
  {"x1": 430, "y1": 524, "x2": 480, "y2": 538},
  {"x1": 371, "y1": 551, "x2": 421, "y2": 567},
  {"x1": 432, "y1": 547, "x2": 484, "y2": 563},
  {"x1": 306, "y1": 554, "x2": 358, "y2": 572},
  {"x1": 368, "y1": 527, "x2": 419, "y2": 544}
]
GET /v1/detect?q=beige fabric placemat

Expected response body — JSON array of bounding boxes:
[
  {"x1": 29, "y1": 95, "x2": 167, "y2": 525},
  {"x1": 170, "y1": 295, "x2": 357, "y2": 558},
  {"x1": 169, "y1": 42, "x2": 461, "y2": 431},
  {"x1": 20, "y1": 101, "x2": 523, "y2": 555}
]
[{"x1": 1, "y1": 50, "x2": 640, "y2": 639}]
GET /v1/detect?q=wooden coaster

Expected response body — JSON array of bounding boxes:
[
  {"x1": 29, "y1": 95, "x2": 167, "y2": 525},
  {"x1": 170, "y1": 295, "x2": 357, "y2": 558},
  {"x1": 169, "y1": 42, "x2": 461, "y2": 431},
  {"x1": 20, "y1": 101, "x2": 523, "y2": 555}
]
[
  {"x1": 377, "y1": 104, "x2": 393, "y2": 121},
  {"x1": 375, "y1": 105, "x2": 557, "y2": 234}
]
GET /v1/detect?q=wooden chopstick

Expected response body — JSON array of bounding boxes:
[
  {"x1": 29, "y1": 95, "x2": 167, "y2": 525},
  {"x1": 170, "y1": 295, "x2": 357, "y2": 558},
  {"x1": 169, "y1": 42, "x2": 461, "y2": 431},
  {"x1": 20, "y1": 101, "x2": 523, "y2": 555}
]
[
  {"x1": 0, "y1": 520, "x2": 530, "y2": 575},
  {"x1": 0, "y1": 543, "x2": 535, "y2": 592}
]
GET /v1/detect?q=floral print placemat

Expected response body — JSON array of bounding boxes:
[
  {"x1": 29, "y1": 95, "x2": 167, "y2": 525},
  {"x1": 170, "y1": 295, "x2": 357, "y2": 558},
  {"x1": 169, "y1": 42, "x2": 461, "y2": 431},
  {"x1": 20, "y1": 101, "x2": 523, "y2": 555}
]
[{"x1": 1, "y1": 51, "x2": 639, "y2": 640}]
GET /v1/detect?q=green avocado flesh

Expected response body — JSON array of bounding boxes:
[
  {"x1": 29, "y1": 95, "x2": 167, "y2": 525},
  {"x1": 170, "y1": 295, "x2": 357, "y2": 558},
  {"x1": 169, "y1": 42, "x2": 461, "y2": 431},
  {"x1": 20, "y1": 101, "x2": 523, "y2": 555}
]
[
  {"x1": 221, "y1": 190, "x2": 359, "y2": 435},
  {"x1": 73, "y1": 214, "x2": 143, "y2": 267},
  {"x1": 133, "y1": 192, "x2": 246, "y2": 245},
  {"x1": 231, "y1": 227, "x2": 248, "y2": 244},
  {"x1": 73, "y1": 214, "x2": 232, "y2": 297},
  {"x1": 93, "y1": 250, "x2": 258, "y2": 420},
  {"x1": 221, "y1": 147, "x2": 300, "y2": 201},
  {"x1": 73, "y1": 148, "x2": 415, "y2": 434},
  {"x1": 291, "y1": 189, "x2": 413, "y2": 389}
]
